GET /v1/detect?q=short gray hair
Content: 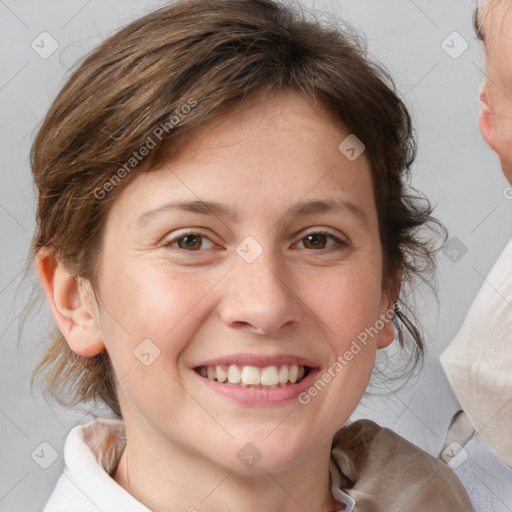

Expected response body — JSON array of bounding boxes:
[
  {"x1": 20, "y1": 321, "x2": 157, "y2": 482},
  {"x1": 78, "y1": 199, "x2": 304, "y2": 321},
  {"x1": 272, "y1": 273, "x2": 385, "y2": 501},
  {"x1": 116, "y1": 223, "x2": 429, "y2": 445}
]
[{"x1": 474, "y1": 0, "x2": 508, "y2": 42}]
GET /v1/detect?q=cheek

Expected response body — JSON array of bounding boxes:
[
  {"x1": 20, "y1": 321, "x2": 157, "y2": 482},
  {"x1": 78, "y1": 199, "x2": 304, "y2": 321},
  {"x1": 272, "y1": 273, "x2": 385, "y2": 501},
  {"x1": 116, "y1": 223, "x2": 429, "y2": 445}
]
[
  {"x1": 310, "y1": 265, "x2": 383, "y2": 379},
  {"x1": 498, "y1": 124, "x2": 512, "y2": 157},
  {"x1": 490, "y1": 86, "x2": 512, "y2": 143},
  {"x1": 311, "y1": 264, "x2": 384, "y2": 340},
  {"x1": 96, "y1": 260, "x2": 221, "y2": 371},
  {"x1": 96, "y1": 264, "x2": 222, "y2": 427},
  {"x1": 303, "y1": 272, "x2": 381, "y2": 429},
  {"x1": 494, "y1": 119, "x2": 512, "y2": 179}
]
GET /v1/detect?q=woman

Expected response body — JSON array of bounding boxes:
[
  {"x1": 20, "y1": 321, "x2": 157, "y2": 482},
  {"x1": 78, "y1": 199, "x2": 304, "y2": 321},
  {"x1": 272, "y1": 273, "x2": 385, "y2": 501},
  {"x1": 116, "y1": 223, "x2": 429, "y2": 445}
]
[{"x1": 30, "y1": 0, "x2": 473, "y2": 510}]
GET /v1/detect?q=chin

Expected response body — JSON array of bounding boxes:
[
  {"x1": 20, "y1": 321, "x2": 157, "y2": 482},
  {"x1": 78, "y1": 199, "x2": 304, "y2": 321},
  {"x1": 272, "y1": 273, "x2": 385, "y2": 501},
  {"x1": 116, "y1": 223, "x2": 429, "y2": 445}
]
[
  {"x1": 231, "y1": 451, "x2": 307, "y2": 477},
  {"x1": 214, "y1": 430, "x2": 318, "y2": 476}
]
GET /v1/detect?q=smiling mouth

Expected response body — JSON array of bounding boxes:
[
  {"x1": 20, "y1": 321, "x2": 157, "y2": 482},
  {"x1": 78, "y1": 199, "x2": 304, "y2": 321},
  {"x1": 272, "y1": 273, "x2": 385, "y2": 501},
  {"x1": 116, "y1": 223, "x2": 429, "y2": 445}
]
[{"x1": 194, "y1": 364, "x2": 310, "y2": 388}]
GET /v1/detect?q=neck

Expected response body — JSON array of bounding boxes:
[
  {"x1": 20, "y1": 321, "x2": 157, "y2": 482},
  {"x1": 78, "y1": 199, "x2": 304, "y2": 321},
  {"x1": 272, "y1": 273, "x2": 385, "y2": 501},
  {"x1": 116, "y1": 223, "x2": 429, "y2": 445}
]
[{"x1": 113, "y1": 422, "x2": 341, "y2": 512}]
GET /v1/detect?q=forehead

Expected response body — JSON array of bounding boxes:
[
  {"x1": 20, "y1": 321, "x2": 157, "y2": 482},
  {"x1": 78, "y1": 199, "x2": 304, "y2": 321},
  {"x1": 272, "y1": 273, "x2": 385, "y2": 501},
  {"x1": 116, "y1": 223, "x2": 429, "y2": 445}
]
[
  {"x1": 178, "y1": 90, "x2": 343, "y2": 156},
  {"x1": 483, "y1": 2, "x2": 512, "y2": 49},
  {"x1": 483, "y1": 3, "x2": 512, "y2": 83},
  {"x1": 106, "y1": 90, "x2": 378, "y2": 229},
  {"x1": 155, "y1": 90, "x2": 367, "y2": 185}
]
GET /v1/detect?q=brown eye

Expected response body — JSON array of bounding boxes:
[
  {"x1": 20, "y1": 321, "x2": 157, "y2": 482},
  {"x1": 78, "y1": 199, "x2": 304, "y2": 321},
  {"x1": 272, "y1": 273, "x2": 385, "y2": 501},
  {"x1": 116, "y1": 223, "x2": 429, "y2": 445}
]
[
  {"x1": 165, "y1": 233, "x2": 214, "y2": 251},
  {"x1": 302, "y1": 233, "x2": 328, "y2": 249},
  {"x1": 177, "y1": 235, "x2": 202, "y2": 250},
  {"x1": 297, "y1": 232, "x2": 347, "y2": 251}
]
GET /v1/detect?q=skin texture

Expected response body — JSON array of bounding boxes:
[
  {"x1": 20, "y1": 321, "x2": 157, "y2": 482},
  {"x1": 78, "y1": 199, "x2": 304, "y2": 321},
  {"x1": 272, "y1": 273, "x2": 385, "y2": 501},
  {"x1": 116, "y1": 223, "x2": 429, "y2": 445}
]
[
  {"x1": 479, "y1": 2, "x2": 512, "y2": 183},
  {"x1": 37, "y1": 90, "x2": 395, "y2": 512}
]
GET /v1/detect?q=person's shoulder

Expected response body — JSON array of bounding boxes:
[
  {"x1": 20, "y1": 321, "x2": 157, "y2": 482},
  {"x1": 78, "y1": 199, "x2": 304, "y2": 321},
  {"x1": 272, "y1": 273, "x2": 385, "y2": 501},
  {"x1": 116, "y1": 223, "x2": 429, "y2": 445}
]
[
  {"x1": 331, "y1": 419, "x2": 474, "y2": 511},
  {"x1": 43, "y1": 419, "x2": 150, "y2": 512}
]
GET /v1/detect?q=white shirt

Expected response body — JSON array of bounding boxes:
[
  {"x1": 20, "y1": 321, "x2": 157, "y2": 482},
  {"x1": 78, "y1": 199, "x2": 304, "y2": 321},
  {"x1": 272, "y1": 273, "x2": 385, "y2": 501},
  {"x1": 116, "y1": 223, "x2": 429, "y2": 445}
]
[
  {"x1": 43, "y1": 419, "x2": 150, "y2": 512},
  {"x1": 441, "y1": 237, "x2": 512, "y2": 468},
  {"x1": 451, "y1": 431, "x2": 512, "y2": 511}
]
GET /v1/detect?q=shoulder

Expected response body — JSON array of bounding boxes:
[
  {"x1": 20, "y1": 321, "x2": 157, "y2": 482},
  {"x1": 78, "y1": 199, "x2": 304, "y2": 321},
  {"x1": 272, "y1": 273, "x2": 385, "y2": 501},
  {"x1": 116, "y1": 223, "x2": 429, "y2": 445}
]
[
  {"x1": 43, "y1": 419, "x2": 150, "y2": 512},
  {"x1": 331, "y1": 419, "x2": 474, "y2": 511}
]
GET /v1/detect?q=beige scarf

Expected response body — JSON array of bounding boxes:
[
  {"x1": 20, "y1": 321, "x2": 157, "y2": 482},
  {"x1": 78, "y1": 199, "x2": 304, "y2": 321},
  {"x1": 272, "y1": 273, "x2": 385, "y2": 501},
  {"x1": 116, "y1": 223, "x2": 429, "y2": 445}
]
[{"x1": 331, "y1": 419, "x2": 473, "y2": 510}]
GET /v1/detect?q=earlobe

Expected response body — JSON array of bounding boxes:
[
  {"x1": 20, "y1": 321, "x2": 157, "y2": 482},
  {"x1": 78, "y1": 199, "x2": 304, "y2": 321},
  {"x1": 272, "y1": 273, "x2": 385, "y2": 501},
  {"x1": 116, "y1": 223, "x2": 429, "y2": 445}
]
[
  {"x1": 376, "y1": 310, "x2": 395, "y2": 350},
  {"x1": 479, "y1": 83, "x2": 499, "y2": 152},
  {"x1": 36, "y1": 248, "x2": 105, "y2": 357},
  {"x1": 376, "y1": 286, "x2": 398, "y2": 350}
]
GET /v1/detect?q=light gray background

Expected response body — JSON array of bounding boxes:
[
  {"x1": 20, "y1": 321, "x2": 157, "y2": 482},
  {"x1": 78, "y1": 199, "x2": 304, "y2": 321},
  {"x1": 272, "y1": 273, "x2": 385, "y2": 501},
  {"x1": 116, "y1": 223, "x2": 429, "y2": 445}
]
[{"x1": 1, "y1": 1, "x2": 511, "y2": 510}]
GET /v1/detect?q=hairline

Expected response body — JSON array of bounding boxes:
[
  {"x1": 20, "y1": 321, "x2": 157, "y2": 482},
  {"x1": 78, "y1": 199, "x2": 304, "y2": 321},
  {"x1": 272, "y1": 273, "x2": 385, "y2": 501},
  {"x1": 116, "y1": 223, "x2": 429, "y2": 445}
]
[{"x1": 475, "y1": 0, "x2": 509, "y2": 45}]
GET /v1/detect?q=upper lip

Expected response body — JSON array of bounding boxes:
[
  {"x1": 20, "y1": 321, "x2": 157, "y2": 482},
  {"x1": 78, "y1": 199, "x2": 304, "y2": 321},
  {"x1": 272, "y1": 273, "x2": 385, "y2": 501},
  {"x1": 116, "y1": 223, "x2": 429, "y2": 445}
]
[{"x1": 192, "y1": 353, "x2": 319, "y2": 368}]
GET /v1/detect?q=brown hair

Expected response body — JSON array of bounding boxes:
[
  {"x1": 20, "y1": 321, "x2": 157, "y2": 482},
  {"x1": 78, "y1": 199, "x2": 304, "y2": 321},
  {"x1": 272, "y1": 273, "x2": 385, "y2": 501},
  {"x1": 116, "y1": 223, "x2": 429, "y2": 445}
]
[{"x1": 30, "y1": 0, "x2": 442, "y2": 417}]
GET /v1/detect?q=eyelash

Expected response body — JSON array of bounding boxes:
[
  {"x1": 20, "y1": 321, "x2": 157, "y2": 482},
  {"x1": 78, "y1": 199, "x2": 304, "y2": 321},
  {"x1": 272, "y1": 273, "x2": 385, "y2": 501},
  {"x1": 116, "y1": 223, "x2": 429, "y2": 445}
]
[{"x1": 162, "y1": 229, "x2": 349, "y2": 254}]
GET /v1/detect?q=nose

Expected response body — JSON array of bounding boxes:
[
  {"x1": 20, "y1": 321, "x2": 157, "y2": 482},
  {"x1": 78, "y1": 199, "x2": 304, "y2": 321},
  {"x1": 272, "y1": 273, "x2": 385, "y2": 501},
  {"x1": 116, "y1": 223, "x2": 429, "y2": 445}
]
[{"x1": 218, "y1": 246, "x2": 304, "y2": 336}]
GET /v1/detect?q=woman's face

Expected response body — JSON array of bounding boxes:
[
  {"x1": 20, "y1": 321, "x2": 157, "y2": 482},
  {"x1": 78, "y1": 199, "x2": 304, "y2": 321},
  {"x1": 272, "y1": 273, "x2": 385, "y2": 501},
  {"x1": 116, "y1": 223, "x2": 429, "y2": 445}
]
[{"x1": 93, "y1": 90, "x2": 395, "y2": 473}]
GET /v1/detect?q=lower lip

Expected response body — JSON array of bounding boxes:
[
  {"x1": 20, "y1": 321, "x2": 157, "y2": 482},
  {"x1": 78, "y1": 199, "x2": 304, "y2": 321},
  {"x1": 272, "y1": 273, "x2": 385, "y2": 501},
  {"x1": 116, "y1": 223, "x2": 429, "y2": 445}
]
[{"x1": 191, "y1": 368, "x2": 320, "y2": 406}]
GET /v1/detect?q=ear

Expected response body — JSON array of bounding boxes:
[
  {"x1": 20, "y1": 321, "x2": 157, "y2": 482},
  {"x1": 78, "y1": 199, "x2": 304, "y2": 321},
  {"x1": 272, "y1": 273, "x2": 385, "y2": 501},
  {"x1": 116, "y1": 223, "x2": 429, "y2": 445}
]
[
  {"x1": 36, "y1": 248, "x2": 105, "y2": 356},
  {"x1": 376, "y1": 281, "x2": 399, "y2": 350},
  {"x1": 479, "y1": 82, "x2": 499, "y2": 153}
]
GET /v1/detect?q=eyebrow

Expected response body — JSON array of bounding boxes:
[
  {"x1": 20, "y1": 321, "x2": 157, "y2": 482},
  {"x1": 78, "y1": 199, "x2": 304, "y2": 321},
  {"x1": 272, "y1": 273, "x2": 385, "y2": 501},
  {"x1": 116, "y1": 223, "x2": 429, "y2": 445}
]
[
  {"x1": 136, "y1": 200, "x2": 241, "y2": 225},
  {"x1": 136, "y1": 198, "x2": 368, "y2": 227},
  {"x1": 289, "y1": 199, "x2": 368, "y2": 226}
]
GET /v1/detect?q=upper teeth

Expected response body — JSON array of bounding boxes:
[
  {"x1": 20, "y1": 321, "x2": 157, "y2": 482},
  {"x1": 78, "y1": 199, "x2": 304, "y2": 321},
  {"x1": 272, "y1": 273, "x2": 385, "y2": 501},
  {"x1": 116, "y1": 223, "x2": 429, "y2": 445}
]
[{"x1": 199, "y1": 364, "x2": 306, "y2": 386}]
